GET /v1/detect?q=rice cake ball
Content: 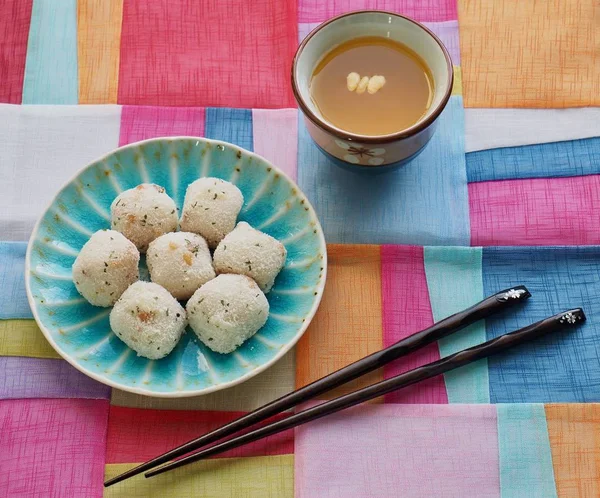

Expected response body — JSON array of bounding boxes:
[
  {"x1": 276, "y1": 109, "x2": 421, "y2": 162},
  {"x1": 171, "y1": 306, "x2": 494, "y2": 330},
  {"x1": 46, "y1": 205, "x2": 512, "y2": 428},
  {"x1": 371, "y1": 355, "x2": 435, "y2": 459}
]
[
  {"x1": 111, "y1": 183, "x2": 178, "y2": 252},
  {"x1": 110, "y1": 281, "x2": 187, "y2": 360},
  {"x1": 147, "y1": 232, "x2": 216, "y2": 300},
  {"x1": 213, "y1": 222, "x2": 287, "y2": 293},
  {"x1": 72, "y1": 230, "x2": 139, "y2": 307},
  {"x1": 187, "y1": 274, "x2": 269, "y2": 354},
  {"x1": 180, "y1": 177, "x2": 243, "y2": 248}
]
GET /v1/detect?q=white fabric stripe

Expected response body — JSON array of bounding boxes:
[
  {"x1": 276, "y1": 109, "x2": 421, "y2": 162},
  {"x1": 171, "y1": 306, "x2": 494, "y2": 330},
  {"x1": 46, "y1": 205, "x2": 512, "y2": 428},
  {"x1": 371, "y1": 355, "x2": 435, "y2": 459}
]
[
  {"x1": 465, "y1": 108, "x2": 600, "y2": 153},
  {"x1": 0, "y1": 104, "x2": 121, "y2": 240}
]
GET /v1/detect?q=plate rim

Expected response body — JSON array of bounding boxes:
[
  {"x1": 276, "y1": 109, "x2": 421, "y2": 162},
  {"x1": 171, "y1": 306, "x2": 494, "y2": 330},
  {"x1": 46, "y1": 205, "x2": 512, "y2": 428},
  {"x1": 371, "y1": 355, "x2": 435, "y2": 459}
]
[{"x1": 25, "y1": 136, "x2": 328, "y2": 398}]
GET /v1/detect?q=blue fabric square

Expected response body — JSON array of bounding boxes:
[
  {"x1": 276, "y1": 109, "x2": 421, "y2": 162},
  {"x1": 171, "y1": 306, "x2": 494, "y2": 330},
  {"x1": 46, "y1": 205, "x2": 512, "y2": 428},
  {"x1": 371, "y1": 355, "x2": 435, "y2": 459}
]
[
  {"x1": 297, "y1": 96, "x2": 470, "y2": 245},
  {"x1": 483, "y1": 246, "x2": 600, "y2": 403},
  {"x1": 22, "y1": 0, "x2": 78, "y2": 104},
  {"x1": 424, "y1": 246, "x2": 489, "y2": 403},
  {"x1": 205, "y1": 108, "x2": 253, "y2": 152},
  {"x1": 0, "y1": 242, "x2": 32, "y2": 319},
  {"x1": 497, "y1": 404, "x2": 557, "y2": 498},
  {"x1": 466, "y1": 137, "x2": 600, "y2": 183}
]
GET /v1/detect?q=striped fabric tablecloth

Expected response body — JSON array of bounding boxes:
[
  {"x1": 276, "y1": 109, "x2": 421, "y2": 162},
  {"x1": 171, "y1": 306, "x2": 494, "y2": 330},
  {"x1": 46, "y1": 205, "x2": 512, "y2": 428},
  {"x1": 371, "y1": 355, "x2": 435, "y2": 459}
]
[{"x1": 2, "y1": 1, "x2": 600, "y2": 497}]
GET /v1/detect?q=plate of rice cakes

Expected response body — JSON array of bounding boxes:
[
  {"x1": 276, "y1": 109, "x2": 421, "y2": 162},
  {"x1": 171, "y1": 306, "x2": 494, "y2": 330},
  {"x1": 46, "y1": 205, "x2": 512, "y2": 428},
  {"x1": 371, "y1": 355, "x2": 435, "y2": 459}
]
[{"x1": 25, "y1": 137, "x2": 326, "y2": 397}]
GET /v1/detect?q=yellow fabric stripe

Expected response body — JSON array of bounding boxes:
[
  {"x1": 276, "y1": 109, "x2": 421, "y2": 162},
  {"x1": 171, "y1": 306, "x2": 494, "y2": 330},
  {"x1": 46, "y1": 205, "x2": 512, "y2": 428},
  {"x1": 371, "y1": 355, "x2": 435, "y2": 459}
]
[
  {"x1": 0, "y1": 319, "x2": 60, "y2": 359},
  {"x1": 452, "y1": 66, "x2": 462, "y2": 96},
  {"x1": 104, "y1": 455, "x2": 294, "y2": 497},
  {"x1": 77, "y1": 0, "x2": 124, "y2": 103}
]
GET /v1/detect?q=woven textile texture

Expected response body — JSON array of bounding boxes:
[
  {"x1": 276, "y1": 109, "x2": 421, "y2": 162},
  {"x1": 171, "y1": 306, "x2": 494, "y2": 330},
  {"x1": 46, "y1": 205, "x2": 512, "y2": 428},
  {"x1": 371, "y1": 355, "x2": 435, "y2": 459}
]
[{"x1": 2, "y1": 0, "x2": 600, "y2": 496}]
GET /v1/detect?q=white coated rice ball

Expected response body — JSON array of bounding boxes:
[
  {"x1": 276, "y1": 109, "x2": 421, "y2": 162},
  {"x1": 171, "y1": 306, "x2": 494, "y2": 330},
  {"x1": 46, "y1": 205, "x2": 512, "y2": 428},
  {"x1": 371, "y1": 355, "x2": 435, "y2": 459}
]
[
  {"x1": 72, "y1": 230, "x2": 139, "y2": 307},
  {"x1": 186, "y1": 274, "x2": 269, "y2": 354},
  {"x1": 180, "y1": 177, "x2": 243, "y2": 248},
  {"x1": 147, "y1": 232, "x2": 216, "y2": 300},
  {"x1": 111, "y1": 183, "x2": 178, "y2": 252},
  {"x1": 110, "y1": 281, "x2": 187, "y2": 360},
  {"x1": 213, "y1": 222, "x2": 287, "y2": 293}
]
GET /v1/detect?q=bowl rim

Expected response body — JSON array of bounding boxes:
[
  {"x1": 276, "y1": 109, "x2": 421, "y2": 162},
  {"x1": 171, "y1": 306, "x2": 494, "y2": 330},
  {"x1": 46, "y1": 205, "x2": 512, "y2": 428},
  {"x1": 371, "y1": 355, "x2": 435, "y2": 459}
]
[
  {"x1": 291, "y1": 10, "x2": 454, "y2": 145},
  {"x1": 25, "y1": 136, "x2": 328, "y2": 398}
]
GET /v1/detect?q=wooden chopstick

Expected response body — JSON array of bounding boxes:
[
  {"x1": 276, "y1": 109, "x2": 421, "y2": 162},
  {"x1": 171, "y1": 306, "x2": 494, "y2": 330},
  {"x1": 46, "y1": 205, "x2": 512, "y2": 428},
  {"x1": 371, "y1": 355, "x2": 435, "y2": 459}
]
[
  {"x1": 145, "y1": 307, "x2": 585, "y2": 479},
  {"x1": 104, "y1": 285, "x2": 530, "y2": 487}
]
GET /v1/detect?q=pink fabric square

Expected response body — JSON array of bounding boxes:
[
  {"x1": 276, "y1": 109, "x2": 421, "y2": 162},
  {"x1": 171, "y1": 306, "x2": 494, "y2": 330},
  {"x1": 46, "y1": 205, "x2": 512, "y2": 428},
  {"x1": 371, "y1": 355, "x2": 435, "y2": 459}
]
[
  {"x1": 0, "y1": 0, "x2": 33, "y2": 103},
  {"x1": 299, "y1": 0, "x2": 457, "y2": 23},
  {"x1": 118, "y1": 0, "x2": 297, "y2": 108},
  {"x1": 252, "y1": 109, "x2": 299, "y2": 181},
  {"x1": 295, "y1": 404, "x2": 500, "y2": 498},
  {"x1": 119, "y1": 106, "x2": 206, "y2": 146},
  {"x1": 381, "y1": 245, "x2": 448, "y2": 404},
  {"x1": 0, "y1": 398, "x2": 110, "y2": 498},
  {"x1": 469, "y1": 176, "x2": 600, "y2": 246}
]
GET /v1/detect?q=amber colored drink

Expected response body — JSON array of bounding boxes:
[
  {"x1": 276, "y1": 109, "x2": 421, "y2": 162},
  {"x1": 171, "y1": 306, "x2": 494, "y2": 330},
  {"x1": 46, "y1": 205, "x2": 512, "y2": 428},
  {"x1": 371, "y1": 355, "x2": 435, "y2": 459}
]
[{"x1": 310, "y1": 36, "x2": 434, "y2": 136}]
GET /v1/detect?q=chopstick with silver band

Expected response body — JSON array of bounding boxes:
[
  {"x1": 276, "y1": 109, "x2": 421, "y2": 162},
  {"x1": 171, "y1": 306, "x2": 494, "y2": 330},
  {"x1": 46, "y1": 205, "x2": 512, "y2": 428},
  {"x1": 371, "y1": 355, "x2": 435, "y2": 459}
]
[{"x1": 146, "y1": 308, "x2": 585, "y2": 478}]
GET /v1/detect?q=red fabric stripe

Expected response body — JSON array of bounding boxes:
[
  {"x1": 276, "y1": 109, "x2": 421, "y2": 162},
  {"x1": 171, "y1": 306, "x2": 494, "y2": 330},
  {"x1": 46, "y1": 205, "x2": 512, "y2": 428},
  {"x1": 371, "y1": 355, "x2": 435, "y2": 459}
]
[
  {"x1": 381, "y1": 245, "x2": 448, "y2": 404},
  {"x1": 0, "y1": 0, "x2": 33, "y2": 103},
  {"x1": 117, "y1": 0, "x2": 297, "y2": 108},
  {"x1": 105, "y1": 405, "x2": 294, "y2": 463}
]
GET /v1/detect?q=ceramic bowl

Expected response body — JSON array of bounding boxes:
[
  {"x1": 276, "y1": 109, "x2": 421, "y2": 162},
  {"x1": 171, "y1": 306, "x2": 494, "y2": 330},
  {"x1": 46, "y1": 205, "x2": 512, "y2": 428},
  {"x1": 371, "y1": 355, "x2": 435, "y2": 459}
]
[
  {"x1": 292, "y1": 10, "x2": 453, "y2": 173},
  {"x1": 25, "y1": 137, "x2": 327, "y2": 397}
]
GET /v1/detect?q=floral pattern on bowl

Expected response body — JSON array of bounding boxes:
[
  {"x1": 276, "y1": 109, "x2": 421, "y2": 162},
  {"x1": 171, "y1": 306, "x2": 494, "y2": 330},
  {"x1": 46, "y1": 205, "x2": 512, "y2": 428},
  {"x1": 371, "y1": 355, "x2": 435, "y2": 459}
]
[
  {"x1": 25, "y1": 137, "x2": 327, "y2": 397},
  {"x1": 334, "y1": 139, "x2": 386, "y2": 165}
]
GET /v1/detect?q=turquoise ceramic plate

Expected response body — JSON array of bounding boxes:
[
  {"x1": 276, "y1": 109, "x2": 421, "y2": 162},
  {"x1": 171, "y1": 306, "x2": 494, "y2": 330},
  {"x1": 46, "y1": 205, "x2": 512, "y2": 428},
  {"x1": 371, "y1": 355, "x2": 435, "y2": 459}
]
[{"x1": 25, "y1": 137, "x2": 326, "y2": 397}]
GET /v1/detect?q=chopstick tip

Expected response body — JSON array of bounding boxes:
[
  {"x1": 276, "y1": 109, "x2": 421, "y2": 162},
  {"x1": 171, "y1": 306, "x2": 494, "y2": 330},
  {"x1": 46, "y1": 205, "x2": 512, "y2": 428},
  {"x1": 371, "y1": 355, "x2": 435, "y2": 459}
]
[{"x1": 103, "y1": 472, "x2": 130, "y2": 488}]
